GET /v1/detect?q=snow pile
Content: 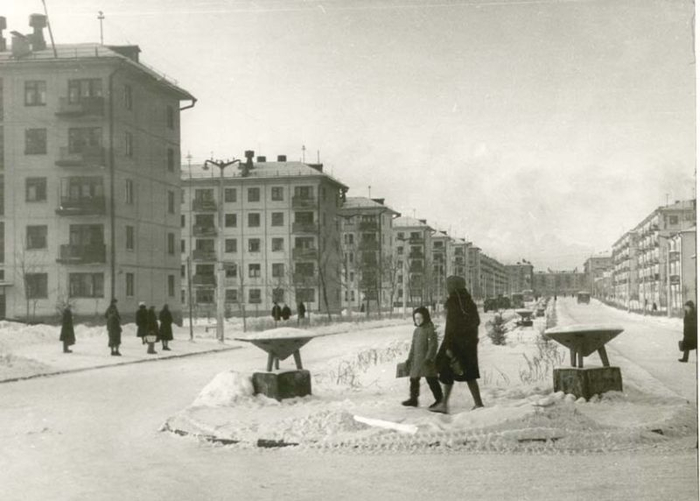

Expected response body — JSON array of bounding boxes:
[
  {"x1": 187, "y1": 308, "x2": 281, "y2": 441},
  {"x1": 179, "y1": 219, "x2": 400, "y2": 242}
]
[
  {"x1": 238, "y1": 327, "x2": 319, "y2": 341},
  {"x1": 192, "y1": 371, "x2": 255, "y2": 407}
]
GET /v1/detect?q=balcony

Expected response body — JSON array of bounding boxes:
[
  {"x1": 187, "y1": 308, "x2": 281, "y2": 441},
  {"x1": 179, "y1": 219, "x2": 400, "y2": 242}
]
[
  {"x1": 409, "y1": 262, "x2": 424, "y2": 272},
  {"x1": 408, "y1": 251, "x2": 424, "y2": 259},
  {"x1": 249, "y1": 297, "x2": 262, "y2": 304},
  {"x1": 192, "y1": 249, "x2": 217, "y2": 261},
  {"x1": 192, "y1": 199, "x2": 217, "y2": 212},
  {"x1": 192, "y1": 274, "x2": 216, "y2": 287},
  {"x1": 293, "y1": 272, "x2": 317, "y2": 283},
  {"x1": 409, "y1": 236, "x2": 424, "y2": 244},
  {"x1": 57, "y1": 244, "x2": 106, "y2": 264},
  {"x1": 292, "y1": 196, "x2": 316, "y2": 209},
  {"x1": 358, "y1": 221, "x2": 379, "y2": 231},
  {"x1": 56, "y1": 196, "x2": 106, "y2": 216},
  {"x1": 56, "y1": 97, "x2": 105, "y2": 118},
  {"x1": 192, "y1": 224, "x2": 217, "y2": 237},
  {"x1": 292, "y1": 222, "x2": 318, "y2": 234},
  {"x1": 56, "y1": 146, "x2": 106, "y2": 168},
  {"x1": 358, "y1": 240, "x2": 380, "y2": 251},
  {"x1": 292, "y1": 247, "x2": 317, "y2": 260}
]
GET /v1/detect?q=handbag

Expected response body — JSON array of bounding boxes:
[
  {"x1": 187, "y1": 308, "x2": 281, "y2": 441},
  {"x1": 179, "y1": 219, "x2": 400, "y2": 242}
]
[
  {"x1": 145, "y1": 333, "x2": 158, "y2": 343},
  {"x1": 679, "y1": 340, "x2": 685, "y2": 352},
  {"x1": 396, "y1": 361, "x2": 409, "y2": 378}
]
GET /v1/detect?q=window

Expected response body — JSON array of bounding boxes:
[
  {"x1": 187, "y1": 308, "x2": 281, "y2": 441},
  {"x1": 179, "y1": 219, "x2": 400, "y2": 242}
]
[
  {"x1": 125, "y1": 179, "x2": 134, "y2": 204},
  {"x1": 124, "y1": 84, "x2": 133, "y2": 110},
  {"x1": 25, "y1": 128, "x2": 47, "y2": 154},
  {"x1": 69, "y1": 273, "x2": 104, "y2": 298},
  {"x1": 248, "y1": 238, "x2": 261, "y2": 252},
  {"x1": 166, "y1": 105, "x2": 175, "y2": 129},
  {"x1": 168, "y1": 191, "x2": 175, "y2": 214},
  {"x1": 294, "y1": 211, "x2": 314, "y2": 224},
  {"x1": 225, "y1": 214, "x2": 237, "y2": 227},
  {"x1": 248, "y1": 188, "x2": 260, "y2": 202},
  {"x1": 296, "y1": 262, "x2": 314, "y2": 277},
  {"x1": 249, "y1": 289, "x2": 262, "y2": 303},
  {"x1": 294, "y1": 186, "x2": 313, "y2": 199},
  {"x1": 168, "y1": 275, "x2": 175, "y2": 297},
  {"x1": 225, "y1": 264, "x2": 238, "y2": 278},
  {"x1": 271, "y1": 187, "x2": 284, "y2": 201},
  {"x1": 26, "y1": 225, "x2": 47, "y2": 249},
  {"x1": 68, "y1": 79, "x2": 102, "y2": 103},
  {"x1": 226, "y1": 289, "x2": 238, "y2": 302},
  {"x1": 167, "y1": 233, "x2": 175, "y2": 255},
  {"x1": 181, "y1": 215, "x2": 186, "y2": 228},
  {"x1": 126, "y1": 273, "x2": 134, "y2": 297},
  {"x1": 24, "y1": 81, "x2": 46, "y2": 106},
  {"x1": 224, "y1": 188, "x2": 237, "y2": 203},
  {"x1": 181, "y1": 240, "x2": 185, "y2": 253},
  {"x1": 125, "y1": 131, "x2": 133, "y2": 157},
  {"x1": 181, "y1": 265, "x2": 185, "y2": 278},
  {"x1": 26, "y1": 178, "x2": 47, "y2": 202},
  {"x1": 196, "y1": 289, "x2": 214, "y2": 304},
  {"x1": 349, "y1": 252, "x2": 354, "y2": 264},
  {"x1": 272, "y1": 263, "x2": 285, "y2": 278},
  {"x1": 225, "y1": 238, "x2": 237, "y2": 253},
  {"x1": 126, "y1": 226, "x2": 134, "y2": 251},
  {"x1": 25, "y1": 273, "x2": 48, "y2": 299},
  {"x1": 69, "y1": 128, "x2": 102, "y2": 153},
  {"x1": 272, "y1": 238, "x2": 284, "y2": 252},
  {"x1": 670, "y1": 216, "x2": 679, "y2": 225},
  {"x1": 297, "y1": 288, "x2": 315, "y2": 303},
  {"x1": 271, "y1": 212, "x2": 284, "y2": 227},
  {"x1": 248, "y1": 213, "x2": 261, "y2": 227},
  {"x1": 167, "y1": 148, "x2": 175, "y2": 172},
  {"x1": 397, "y1": 246, "x2": 404, "y2": 255},
  {"x1": 249, "y1": 264, "x2": 261, "y2": 278}
]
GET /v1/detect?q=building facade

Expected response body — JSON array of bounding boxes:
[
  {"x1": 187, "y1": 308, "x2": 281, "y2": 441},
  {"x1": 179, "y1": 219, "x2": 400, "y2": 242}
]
[
  {"x1": 583, "y1": 255, "x2": 612, "y2": 298},
  {"x1": 430, "y1": 231, "x2": 451, "y2": 304},
  {"x1": 392, "y1": 217, "x2": 433, "y2": 307},
  {"x1": 181, "y1": 156, "x2": 347, "y2": 318},
  {"x1": 611, "y1": 231, "x2": 639, "y2": 308},
  {"x1": 532, "y1": 271, "x2": 587, "y2": 297},
  {"x1": 479, "y1": 253, "x2": 508, "y2": 299},
  {"x1": 505, "y1": 261, "x2": 534, "y2": 296},
  {"x1": 338, "y1": 196, "x2": 399, "y2": 313},
  {"x1": 668, "y1": 227, "x2": 696, "y2": 314},
  {"x1": 0, "y1": 18, "x2": 194, "y2": 322}
]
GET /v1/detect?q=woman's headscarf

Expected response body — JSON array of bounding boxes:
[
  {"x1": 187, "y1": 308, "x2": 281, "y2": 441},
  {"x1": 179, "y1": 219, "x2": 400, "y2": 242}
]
[{"x1": 413, "y1": 306, "x2": 432, "y2": 326}]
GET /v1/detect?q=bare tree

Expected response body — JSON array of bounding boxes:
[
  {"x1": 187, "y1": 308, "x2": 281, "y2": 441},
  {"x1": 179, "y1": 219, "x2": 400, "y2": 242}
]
[{"x1": 15, "y1": 237, "x2": 44, "y2": 323}]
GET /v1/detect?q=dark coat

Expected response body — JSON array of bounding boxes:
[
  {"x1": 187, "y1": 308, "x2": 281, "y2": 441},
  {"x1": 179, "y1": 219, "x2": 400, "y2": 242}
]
[
  {"x1": 281, "y1": 305, "x2": 292, "y2": 320},
  {"x1": 147, "y1": 309, "x2": 159, "y2": 339},
  {"x1": 136, "y1": 306, "x2": 149, "y2": 338},
  {"x1": 298, "y1": 302, "x2": 306, "y2": 319},
  {"x1": 682, "y1": 307, "x2": 697, "y2": 351},
  {"x1": 436, "y1": 289, "x2": 481, "y2": 381},
  {"x1": 271, "y1": 304, "x2": 282, "y2": 321},
  {"x1": 60, "y1": 308, "x2": 75, "y2": 346},
  {"x1": 406, "y1": 322, "x2": 439, "y2": 378},
  {"x1": 107, "y1": 312, "x2": 122, "y2": 348},
  {"x1": 159, "y1": 307, "x2": 174, "y2": 341}
]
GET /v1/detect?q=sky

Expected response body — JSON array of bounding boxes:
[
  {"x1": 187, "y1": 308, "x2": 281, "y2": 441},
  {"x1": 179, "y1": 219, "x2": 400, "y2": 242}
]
[{"x1": 5, "y1": 0, "x2": 697, "y2": 269}]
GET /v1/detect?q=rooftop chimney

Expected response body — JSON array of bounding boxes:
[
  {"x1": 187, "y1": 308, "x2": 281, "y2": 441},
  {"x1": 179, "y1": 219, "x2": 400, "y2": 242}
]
[
  {"x1": 28, "y1": 13, "x2": 46, "y2": 51},
  {"x1": 10, "y1": 31, "x2": 31, "y2": 58},
  {"x1": 256, "y1": 156, "x2": 266, "y2": 163},
  {"x1": 419, "y1": 219, "x2": 427, "y2": 224},
  {"x1": 0, "y1": 17, "x2": 6, "y2": 52},
  {"x1": 308, "y1": 163, "x2": 323, "y2": 172},
  {"x1": 107, "y1": 45, "x2": 141, "y2": 62},
  {"x1": 277, "y1": 155, "x2": 287, "y2": 162},
  {"x1": 240, "y1": 150, "x2": 255, "y2": 177}
]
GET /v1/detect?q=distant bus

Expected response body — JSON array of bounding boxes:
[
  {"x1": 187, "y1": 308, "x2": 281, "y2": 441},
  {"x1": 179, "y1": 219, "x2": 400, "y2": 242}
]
[
  {"x1": 577, "y1": 291, "x2": 591, "y2": 304},
  {"x1": 511, "y1": 293, "x2": 524, "y2": 309},
  {"x1": 522, "y1": 289, "x2": 534, "y2": 302}
]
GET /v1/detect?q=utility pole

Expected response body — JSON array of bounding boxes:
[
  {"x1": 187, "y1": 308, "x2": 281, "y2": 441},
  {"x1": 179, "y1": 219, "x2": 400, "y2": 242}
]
[{"x1": 203, "y1": 157, "x2": 242, "y2": 343}]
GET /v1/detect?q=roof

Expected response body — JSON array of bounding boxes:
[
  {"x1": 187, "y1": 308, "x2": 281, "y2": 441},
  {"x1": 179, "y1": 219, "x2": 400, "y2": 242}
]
[
  {"x1": 181, "y1": 161, "x2": 348, "y2": 189},
  {"x1": 0, "y1": 43, "x2": 194, "y2": 101},
  {"x1": 392, "y1": 216, "x2": 433, "y2": 231},
  {"x1": 340, "y1": 197, "x2": 399, "y2": 215}
]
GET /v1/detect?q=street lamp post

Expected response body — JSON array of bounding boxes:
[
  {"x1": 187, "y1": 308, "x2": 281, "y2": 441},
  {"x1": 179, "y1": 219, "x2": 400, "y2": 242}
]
[{"x1": 203, "y1": 157, "x2": 242, "y2": 343}]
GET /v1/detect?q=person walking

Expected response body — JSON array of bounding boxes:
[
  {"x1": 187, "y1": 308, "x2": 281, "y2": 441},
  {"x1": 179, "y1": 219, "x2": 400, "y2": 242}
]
[
  {"x1": 679, "y1": 300, "x2": 697, "y2": 363},
  {"x1": 281, "y1": 303, "x2": 292, "y2": 321},
  {"x1": 430, "y1": 275, "x2": 484, "y2": 414},
  {"x1": 401, "y1": 306, "x2": 443, "y2": 408},
  {"x1": 146, "y1": 306, "x2": 159, "y2": 355},
  {"x1": 271, "y1": 301, "x2": 282, "y2": 323},
  {"x1": 136, "y1": 302, "x2": 148, "y2": 345},
  {"x1": 60, "y1": 305, "x2": 75, "y2": 354},
  {"x1": 297, "y1": 302, "x2": 306, "y2": 325},
  {"x1": 105, "y1": 298, "x2": 121, "y2": 356},
  {"x1": 159, "y1": 304, "x2": 174, "y2": 351}
]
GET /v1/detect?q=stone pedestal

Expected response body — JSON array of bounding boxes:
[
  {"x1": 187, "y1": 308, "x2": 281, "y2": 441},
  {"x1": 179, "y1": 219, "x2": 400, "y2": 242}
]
[
  {"x1": 252, "y1": 370, "x2": 312, "y2": 401},
  {"x1": 553, "y1": 367, "x2": 622, "y2": 400}
]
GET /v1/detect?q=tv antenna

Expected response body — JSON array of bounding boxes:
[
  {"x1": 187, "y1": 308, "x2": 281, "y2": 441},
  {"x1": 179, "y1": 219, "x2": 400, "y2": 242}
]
[{"x1": 98, "y1": 11, "x2": 105, "y2": 44}]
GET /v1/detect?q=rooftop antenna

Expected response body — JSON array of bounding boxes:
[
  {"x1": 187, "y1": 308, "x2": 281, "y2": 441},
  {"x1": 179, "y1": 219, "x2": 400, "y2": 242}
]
[
  {"x1": 98, "y1": 11, "x2": 105, "y2": 44},
  {"x1": 317, "y1": 150, "x2": 320, "y2": 163},
  {"x1": 368, "y1": 185, "x2": 371, "y2": 198},
  {"x1": 40, "y1": 0, "x2": 58, "y2": 58},
  {"x1": 302, "y1": 145, "x2": 306, "y2": 163}
]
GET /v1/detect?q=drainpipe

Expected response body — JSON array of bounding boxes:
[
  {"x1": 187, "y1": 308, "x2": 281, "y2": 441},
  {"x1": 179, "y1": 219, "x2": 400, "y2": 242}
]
[{"x1": 180, "y1": 98, "x2": 197, "y2": 112}]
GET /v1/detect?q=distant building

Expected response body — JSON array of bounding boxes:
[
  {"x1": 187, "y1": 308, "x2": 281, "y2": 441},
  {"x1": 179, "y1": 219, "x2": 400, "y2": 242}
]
[
  {"x1": 0, "y1": 17, "x2": 195, "y2": 322},
  {"x1": 506, "y1": 261, "x2": 534, "y2": 296},
  {"x1": 583, "y1": 255, "x2": 612, "y2": 298},
  {"x1": 479, "y1": 253, "x2": 508, "y2": 299},
  {"x1": 532, "y1": 270, "x2": 587, "y2": 297},
  {"x1": 392, "y1": 217, "x2": 433, "y2": 307},
  {"x1": 668, "y1": 227, "x2": 696, "y2": 314},
  {"x1": 611, "y1": 231, "x2": 640, "y2": 308},
  {"x1": 181, "y1": 155, "x2": 348, "y2": 317},
  {"x1": 338, "y1": 196, "x2": 399, "y2": 313},
  {"x1": 430, "y1": 231, "x2": 451, "y2": 304},
  {"x1": 447, "y1": 238, "x2": 470, "y2": 287}
]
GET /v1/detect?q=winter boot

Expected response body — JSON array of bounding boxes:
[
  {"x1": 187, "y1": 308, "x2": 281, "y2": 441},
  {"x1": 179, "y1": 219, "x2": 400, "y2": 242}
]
[
  {"x1": 63, "y1": 343, "x2": 72, "y2": 354},
  {"x1": 402, "y1": 378, "x2": 420, "y2": 407},
  {"x1": 427, "y1": 377, "x2": 444, "y2": 408},
  {"x1": 147, "y1": 343, "x2": 157, "y2": 355},
  {"x1": 468, "y1": 379, "x2": 485, "y2": 409},
  {"x1": 429, "y1": 384, "x2": 452, "y2": 414},
  {"x1": 115, "y1": 348, "x2": 122, "y2": 356},
  {"x1": 162, "y1": 341, "x2": 171, "y2": 351}
]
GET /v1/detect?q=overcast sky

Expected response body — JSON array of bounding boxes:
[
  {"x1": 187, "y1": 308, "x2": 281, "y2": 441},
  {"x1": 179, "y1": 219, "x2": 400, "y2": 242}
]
[{"x1": 6, "y1": 0, "x2": 696, "y2": 269}]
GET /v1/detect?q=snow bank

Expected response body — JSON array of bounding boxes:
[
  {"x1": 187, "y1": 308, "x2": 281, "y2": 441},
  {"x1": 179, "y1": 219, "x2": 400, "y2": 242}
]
[{"x1": 192, "y1": 371, "x2": 255, "y2": 407}]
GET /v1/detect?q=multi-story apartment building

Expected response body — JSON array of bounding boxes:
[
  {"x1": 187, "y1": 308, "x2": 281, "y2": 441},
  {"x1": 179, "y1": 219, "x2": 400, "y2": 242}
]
[
  {"x1": 479, "y1": 253, "x2": 508, "y2": 299},
  {"x1": 532, "y1": 270, "x2": 587, "y2": 297},
  {"x1": 668, "y1": 227, "x2": 696, "y2": 314},
  {"x1": 466, "y1": 243, "x2": 482, "y2": 298},
  {"x1": 593, "y1": 270, "x2": 614, "y2": 300},
  {"x1": 392, "y1": 217, "x2": 432, "y2": 307},
  {"x1": 0, "y1": 16, "x2": 194, "y2": 321},
  {"x1": 583, "y1": 255, "x2": 612, "y2": 298},
  {"x1": 505, "y1": 261, "x2": 534, "y2": 296},
  {"x1": 633, "y1": 200, "x2": 696, "y2": 311},
  {"x1": 338, "y1": 196, "x2": 399, "y2": 313},
  {"x1": 181, "y1": 155, "x2": 347, "y2": 317},
  {"x1": 611, "y1": 231, "x2": 639, "y2": 308},
  {"x1": 430, "y1": 231, "x2": 451, "y2": 303},
  {"x1": 448, "y1": 238, "x2": 469, "y2": 284}
]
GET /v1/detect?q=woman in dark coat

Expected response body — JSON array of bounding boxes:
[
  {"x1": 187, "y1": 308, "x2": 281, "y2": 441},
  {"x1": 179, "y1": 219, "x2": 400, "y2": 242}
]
[
  {"x1": 679, "y1": 300, "x2": 697, "y2": 362},
  {"x1": 430, "y1": 275, "x2": 484, "y2": 414},
  {"x1": 60, "y1": 305, "x2": 75, "y2": 354},
  {"x1": 146, "y1": 306, "x2": 159, "y2": 355},
  {"x1": 105, "y1": 299, "x2": 121, "y2": 356},
  {"x1": 159, "y1": 304, "x2": 174, "y2": 351},
  {"x1": 136, "y1": 302, "x2": 148, "y2": 345}
]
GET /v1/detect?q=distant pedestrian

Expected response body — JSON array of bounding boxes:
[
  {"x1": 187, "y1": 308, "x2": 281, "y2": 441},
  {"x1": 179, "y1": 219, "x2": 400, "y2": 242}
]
[
  {"x1": 136, "y1": 302, "x2": 148, "y2": 345},
  {"x1": 402, "y1": 306, "x2": 442, "y2": 408},
  {"x1": 281, "y1": 303, "x2": 291, "y2": 321},
  {"x1": 652, "y1": 302, "x2": 658, "y2": 313},
  {"x1": 431, "y1": 276, "x2": 484, "y2": 414},
  {"x1": 105, "y1": 298, "x2": 121, "y2": 356},
  {"x1": 679, "y1": 300, "x2": 697, "y2": 363},
  {"x1": 146, "y1": 306, "x2": 159, "y2": 355},
  {"x1": 297, "y1": 302, "x2": 306, "y2": 325},
  {"x1": 60, "y1": 305, "x2": 75, "y2": 354},
  {"x1": 271, "y1": 301, "x2": 282, "y2": 322},
  {"x1": 159, "y1": 304, "x2": 174, "y2": 351}
]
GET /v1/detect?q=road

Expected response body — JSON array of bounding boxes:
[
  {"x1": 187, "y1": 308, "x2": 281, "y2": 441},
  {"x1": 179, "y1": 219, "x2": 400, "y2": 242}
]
[{"x1": 0, "y1": 320, "x2": 697, "y2": 501}]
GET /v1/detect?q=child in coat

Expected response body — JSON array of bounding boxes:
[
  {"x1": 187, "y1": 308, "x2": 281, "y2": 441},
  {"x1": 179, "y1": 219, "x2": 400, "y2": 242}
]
[{"x1": 402, "y1": 306, "x2": 443, "y2": 408}]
